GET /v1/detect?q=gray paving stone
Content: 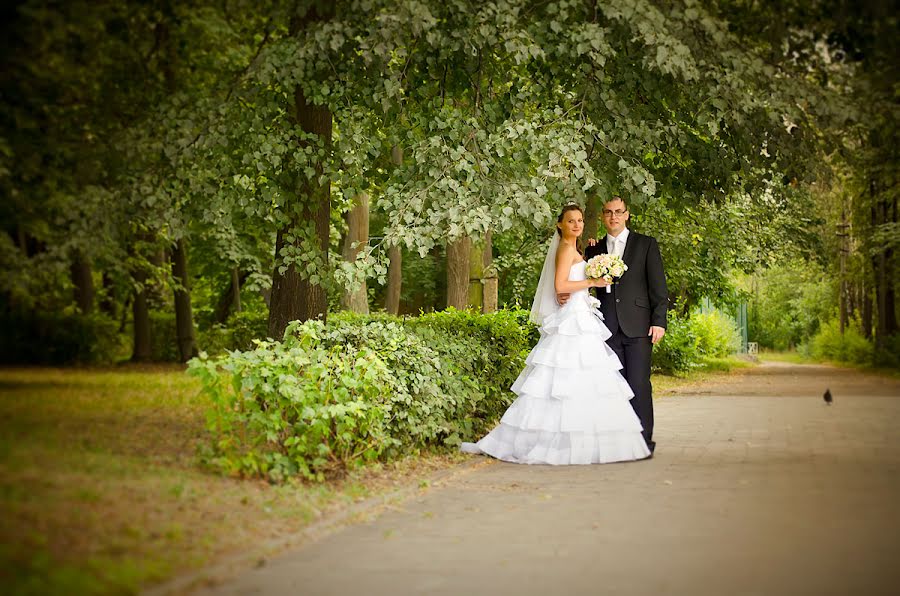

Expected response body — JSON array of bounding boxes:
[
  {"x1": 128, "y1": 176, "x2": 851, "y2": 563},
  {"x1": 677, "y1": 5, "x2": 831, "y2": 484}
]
[{"x1": 184, "y1": 363, "x2": 900, "y2": 596}]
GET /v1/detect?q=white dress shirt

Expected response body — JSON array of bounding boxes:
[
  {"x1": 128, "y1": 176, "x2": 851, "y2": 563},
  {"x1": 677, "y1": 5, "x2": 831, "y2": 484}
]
[{"x1": 606, "y1": 227, "x2": 630, "y2": 257}]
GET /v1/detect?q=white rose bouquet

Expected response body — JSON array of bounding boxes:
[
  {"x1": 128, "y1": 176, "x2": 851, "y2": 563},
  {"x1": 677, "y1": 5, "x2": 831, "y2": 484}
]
[{"x1": 585, "y1": 253, "x2": 628, "y2": 293}]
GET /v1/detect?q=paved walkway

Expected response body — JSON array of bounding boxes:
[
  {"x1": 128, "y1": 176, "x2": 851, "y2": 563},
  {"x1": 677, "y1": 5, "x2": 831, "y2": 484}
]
[{"x1": 189, "y1": 363, "x2": 900, "y2": 596}]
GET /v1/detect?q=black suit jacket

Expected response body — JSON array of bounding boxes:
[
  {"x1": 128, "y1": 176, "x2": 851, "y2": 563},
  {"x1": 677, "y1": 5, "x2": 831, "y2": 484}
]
[{"x1": 584, "y1": 231, "x2": 668, "y2": 338}]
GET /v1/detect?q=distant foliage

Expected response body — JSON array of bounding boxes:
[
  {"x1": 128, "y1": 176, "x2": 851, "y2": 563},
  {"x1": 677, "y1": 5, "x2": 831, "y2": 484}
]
[
  {"x1": 748, "y1": 259, "x2": 834, "y2": 350},
  {"x1": 692, "y1": 310, "x2": 742, "y2": 358},
  {"x1": 651, "y1": 307, "x2": 742, "y2": 374},
  {"x1": 651, "y1": 311, "x2": 700, "y2": 374},
  {"x1": 148, "y1": 312, "x2": 180, "y2": 362},
  {"x1": 197, "y1": 308, "x2": 270, "y2": 355},
  {"x1": 877, "y1": 335, "x2": 900, "y2": 370},
  {"x1": 188, "y1": 309, "x2": 535, "y2": 482},
  {"x1": 0, "y1": 309, "x2": 120, "y2": 365},
  {"x1": 809, "y1": 319, "x2": 874, "y2": 366}
]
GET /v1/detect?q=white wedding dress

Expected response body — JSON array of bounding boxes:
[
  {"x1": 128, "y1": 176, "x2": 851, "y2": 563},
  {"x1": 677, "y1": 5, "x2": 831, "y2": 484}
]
[{"x1": 461, "y1": 260, "x2": 651, "y2": 464}]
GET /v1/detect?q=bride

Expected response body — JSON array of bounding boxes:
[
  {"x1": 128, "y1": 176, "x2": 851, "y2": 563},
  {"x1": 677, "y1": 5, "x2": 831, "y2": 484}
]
[{"x1": 461, "y1": 203, "x2": 651, "y2": 464}]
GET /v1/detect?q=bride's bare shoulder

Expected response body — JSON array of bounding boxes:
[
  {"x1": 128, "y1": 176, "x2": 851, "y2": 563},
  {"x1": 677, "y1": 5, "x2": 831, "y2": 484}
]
[{"x1": 555, "y1": 242, "x2": 577, "y2": 265}]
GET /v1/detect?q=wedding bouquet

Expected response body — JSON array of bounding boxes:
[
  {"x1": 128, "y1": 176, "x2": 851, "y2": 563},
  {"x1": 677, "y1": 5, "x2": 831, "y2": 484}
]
[{"x1": 585, "y1": 254, "x2": 628, "y2": 293}]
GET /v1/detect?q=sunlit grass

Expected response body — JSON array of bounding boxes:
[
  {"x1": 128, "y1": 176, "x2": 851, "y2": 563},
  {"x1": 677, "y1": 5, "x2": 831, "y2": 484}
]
[
  {"x1": 758, "y1": 349, "x2": 900, "y2": 377},
  {"x1": 653, "y1": 355, "x2": 756, "y2": 395},
  {"x1": 757, "y1": 350, "x2": 811, "y2": 364}
]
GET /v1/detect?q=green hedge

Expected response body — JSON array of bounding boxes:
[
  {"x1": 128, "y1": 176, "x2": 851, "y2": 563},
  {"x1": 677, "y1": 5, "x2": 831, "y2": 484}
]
[{"x1": 188, "y1": 309, "x2": 537, "y2": 482}]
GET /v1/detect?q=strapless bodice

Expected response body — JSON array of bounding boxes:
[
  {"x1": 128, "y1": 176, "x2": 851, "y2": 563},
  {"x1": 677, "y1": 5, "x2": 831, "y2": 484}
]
[{"x1": 568, "y1": 260, "x2": 587, "y2": 282}]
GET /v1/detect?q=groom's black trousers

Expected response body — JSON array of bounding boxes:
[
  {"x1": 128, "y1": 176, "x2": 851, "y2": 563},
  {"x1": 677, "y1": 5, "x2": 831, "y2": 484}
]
[{"x1": 606, "y1": 331, "x2": 654, "y2": 449}]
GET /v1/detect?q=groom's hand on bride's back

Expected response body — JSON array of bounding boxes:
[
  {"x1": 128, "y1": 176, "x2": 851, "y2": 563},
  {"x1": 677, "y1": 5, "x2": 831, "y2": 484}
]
[
  {"x1": 587, "y1": 238, "x2": 598, "y2": 247},
  {"x1": 556, "y1": 292, "x2": 570, "y2": 305}
]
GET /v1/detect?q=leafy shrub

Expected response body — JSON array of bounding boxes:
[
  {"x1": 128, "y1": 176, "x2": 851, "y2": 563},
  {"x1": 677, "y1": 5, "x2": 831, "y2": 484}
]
[
  {"x1": 188, "y1": 309, "x2": 534, "y2": 482},
  {"x1": 651, "y1": 311, "x2": 700, "y2": 374},
  {"x1": 190, "y1": 326, "x2": 397, "y2": 482},
  {"x1": 809, "y1": 319, "x2": 874, "y2": 365},
  {"x1": 748, "y1": 259, "x2": 834, "y2": 350},
  {"x1": 692, "y1": 309, "x2": 742, "y2": 357},
  {"x1": 0, "y1": 308, "x2": 120, "y2": 364}
]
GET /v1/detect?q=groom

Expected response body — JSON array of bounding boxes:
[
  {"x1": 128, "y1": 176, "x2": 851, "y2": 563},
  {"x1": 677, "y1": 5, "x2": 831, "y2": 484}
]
[{"x1": 564, "y1": 196, "x2": 668, "y2": 455}]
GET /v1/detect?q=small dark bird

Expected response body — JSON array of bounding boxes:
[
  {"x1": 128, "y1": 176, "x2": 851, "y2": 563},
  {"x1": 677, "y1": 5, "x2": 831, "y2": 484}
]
[{"x1": 823, "y1": 389, "x2": 833, "y2": 405}]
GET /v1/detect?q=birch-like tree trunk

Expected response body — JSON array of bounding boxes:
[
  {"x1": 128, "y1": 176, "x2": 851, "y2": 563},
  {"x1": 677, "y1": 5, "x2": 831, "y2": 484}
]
[
  {"x1": 341, "y1": 192, "x2": 370, "y2": 313},
  {"x1": 446, "y1": 235, "x2": 471, "y2": 309}
]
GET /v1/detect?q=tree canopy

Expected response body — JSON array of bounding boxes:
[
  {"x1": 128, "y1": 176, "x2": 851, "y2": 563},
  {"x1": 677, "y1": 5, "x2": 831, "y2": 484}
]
[{"x1": 1, "y1": 0, "x2": 896, "y2": 361}]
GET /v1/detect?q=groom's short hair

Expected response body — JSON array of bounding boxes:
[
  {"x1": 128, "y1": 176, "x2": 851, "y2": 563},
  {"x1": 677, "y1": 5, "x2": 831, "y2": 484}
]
[{"x1": 608, "y1": 196, "x2": 627, "y2": 210}]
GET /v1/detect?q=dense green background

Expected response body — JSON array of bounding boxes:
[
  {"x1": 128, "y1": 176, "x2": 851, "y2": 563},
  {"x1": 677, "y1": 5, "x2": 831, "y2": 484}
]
[{"x1": 1, "y1": 0, "x2": 897, "y2": 367}]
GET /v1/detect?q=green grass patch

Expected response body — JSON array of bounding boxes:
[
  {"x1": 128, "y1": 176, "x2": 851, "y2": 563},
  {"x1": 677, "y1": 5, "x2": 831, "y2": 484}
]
[
  {"x1": 652, "y1": 355, "x2": 756, "y2": 395},
  {"x1": 758, "y1": 350, "x2": 812, "y2": 364},
  {"x1": 760, "y1": 349, "x2": 900, "y2": 378},
  {"x1": 0, "y1": 367, "x2": 464, "y2": 595}
]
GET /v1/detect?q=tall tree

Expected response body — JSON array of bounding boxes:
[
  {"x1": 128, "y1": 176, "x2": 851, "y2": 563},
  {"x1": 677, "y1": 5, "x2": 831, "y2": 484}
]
[
  {"x1": 267, "y1": 5, "x2": 335, "y2": 338},
  {"x1": 446, "y1": 236, "x2": 471, "y2": 310},
  {"x1": 341, "y1": 192, "x2": 370, "y2": 313}
]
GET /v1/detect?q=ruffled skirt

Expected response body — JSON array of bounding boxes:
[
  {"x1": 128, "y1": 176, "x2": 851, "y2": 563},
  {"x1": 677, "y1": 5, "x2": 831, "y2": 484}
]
[{"x1": 461, "y1": 296, "x2": 650, "y2": 464}]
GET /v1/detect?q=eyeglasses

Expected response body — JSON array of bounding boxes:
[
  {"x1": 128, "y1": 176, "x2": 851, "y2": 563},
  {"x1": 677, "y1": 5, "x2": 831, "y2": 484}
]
[{"x1": 602, "y1": 209, "x2": 627, "y2": 217}]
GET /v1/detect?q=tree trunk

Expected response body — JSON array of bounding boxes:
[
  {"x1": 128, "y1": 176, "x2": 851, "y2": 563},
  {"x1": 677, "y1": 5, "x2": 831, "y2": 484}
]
[
  {"x1": 584, "y1": 192, "x2": 600, "y2": 241},
  {"x1": 873, "y1": 196, "x2": 898, "y2": 349},
  {"x1": 838, "y1": 210, "x2": 849, "y2": 334},
  {"x1": 212, "y1": 269, "x2": 249, "y2": 323},
  {"x1": 100, "y1": 272, "x2": 116, "y2": 316},
  {"x1": 15, "y1": 224, "x2": 27, "y2": 257},
  {"x1": 385, "y1": 144, "x2": 403, "y2": 315},
  {"x1": 171, "y1": 238, "x2": 198, "y2": 362},
  {"x1": 468, "y1": 237, "x2": 484, "y2": 311},
  {"x1": 132, "y1": 274, "x2": 151, "y2": 362},
  {"x1": 385, "y1": 246, "x2": 402, "y2": 315},
  {"x1": 70, "y1": 250, "x2": 94, "y2": 314},
  {"x1": 341, "y1": 192, "x2": 370, "y2": 313},
  {"x1": 446, "y1": 236, "x2": 471, "y2": 309},
  {"x1": 482, "y1": 230, "x2": 498, "y2": 313},
  {"x1": 232, "y1": 267, "x2": 242, "y2": 313},
  {"x1": 862, "y1": 278, "x2": 873, "y2": 339},
  {"x1": 268, "y1": 90, "x2": 332, "y2": 338},
  {"x1": 885, "y1": 196, "x2": 898, "y2": 338}
]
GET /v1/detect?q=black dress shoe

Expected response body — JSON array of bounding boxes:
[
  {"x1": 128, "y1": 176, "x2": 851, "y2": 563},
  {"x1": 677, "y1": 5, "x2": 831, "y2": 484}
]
[{"x1": 646, "y1": 440, "x2": 656, "y2": 454}]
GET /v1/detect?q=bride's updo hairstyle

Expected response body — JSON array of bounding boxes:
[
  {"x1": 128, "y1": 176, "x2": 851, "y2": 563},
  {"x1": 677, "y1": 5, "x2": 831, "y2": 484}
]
[{"x1": 556, "y1": 202, "x2": 584, "y2": 252}]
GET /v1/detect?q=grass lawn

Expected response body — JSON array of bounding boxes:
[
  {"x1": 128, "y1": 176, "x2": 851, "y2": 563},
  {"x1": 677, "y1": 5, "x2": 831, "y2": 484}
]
[
  {"x1": 757, "y1": 350, "x2": 900, "y2": 377},
  {"x1": 0, "y1": 358, "x2": 756, "y2": 595},
  {"x1": 652, "y1": 355, "x2": 756, "y2": 395},
  {"x1": 0, "y1": 366, "x2": 465, "y2": 595},
  {"x1": 757, "y1": 350, "x2": 811, "y2": 364}
]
